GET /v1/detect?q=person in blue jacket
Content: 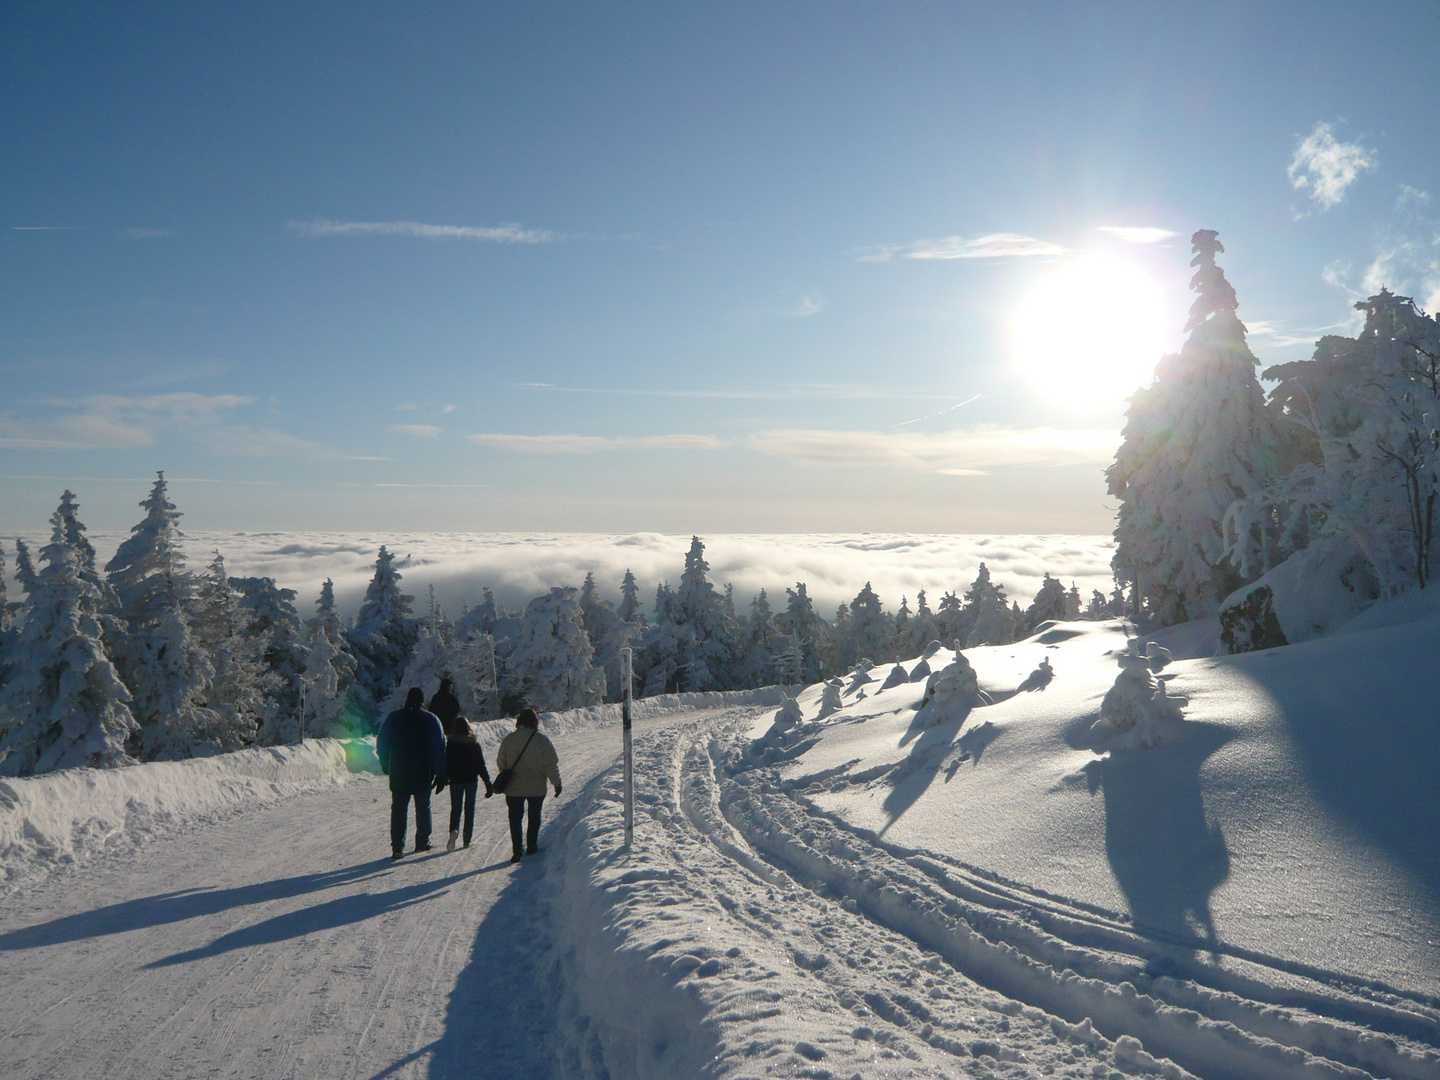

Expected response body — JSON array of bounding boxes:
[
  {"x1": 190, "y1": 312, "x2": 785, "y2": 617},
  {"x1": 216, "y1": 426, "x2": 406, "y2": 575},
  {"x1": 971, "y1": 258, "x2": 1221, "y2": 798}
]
[{"x1": 376, "y1": 687, "x2": 447, "y2": 860}]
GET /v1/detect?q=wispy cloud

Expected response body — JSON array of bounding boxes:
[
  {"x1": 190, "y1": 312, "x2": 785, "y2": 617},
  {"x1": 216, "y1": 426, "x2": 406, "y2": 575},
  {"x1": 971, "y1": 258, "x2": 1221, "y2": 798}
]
[
  {"x1": 748, "y1": 426, "x2": 1120, "y2": 475},
  {"x1": 861, "y1": 232, "x2": 1072, "y2": 263},
  {"x1": 121, "y1": 227, "x2": 171, "y2": 239},
  {"x1": 1288, "y1": 122, "x2": 1376, "y2": 211},
  {"x1": 468, "y1": 433, "x2": 725, "y2": 454},
  {"x1": 395, "y1": 402, "x2": 418, "y2": 412},
  {"x1": 789, "y1": 294, "x2": 825, "y2": 318},
  {"x1": 10, "y1": 225, "x2": 75, "y2": 231},
  {"x1": 392, "y1": 424, "x2": 442, "y2": 438},
  {"x1": 1247, "y1": 319, "x2": 1355, "y2": 349},
  {"x1": 289, "y1": 219, "x2": 556, "y2": 243},
  {"x1": 1096, "y1": 226, "x2": 1176, "y2": 244},
  {"x1": 510, "y1": 382, "x2": 934, "y2": 401},
  {"x1": 0, "y1": 392, "x2": 357, "y2": 459}
]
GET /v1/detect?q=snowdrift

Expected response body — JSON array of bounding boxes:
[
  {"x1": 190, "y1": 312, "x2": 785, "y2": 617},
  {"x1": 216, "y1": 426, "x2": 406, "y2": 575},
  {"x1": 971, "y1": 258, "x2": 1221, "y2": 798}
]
[{"x1": 0, "y1": 737, "x2": 378, "y2": 895}]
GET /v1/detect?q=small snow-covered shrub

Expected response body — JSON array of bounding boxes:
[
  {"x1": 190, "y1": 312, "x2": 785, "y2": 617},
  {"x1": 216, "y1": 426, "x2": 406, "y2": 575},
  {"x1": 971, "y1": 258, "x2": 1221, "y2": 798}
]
[
  {"x1": 816, "y1": 678, "x2": 845, "y2": 719},
  {"x1": 880, "y1": 663, "x2": 908, "y2": 690},
  {"x1": 920, "y1": 640, "x2": 943, "y2": 660},
  {"x1": 772, "y1": 695, "x2": 803, "y2": 731},
  {"x1": 1089, "y1": 647, "x2": 1186, "y2": 749},
  {"x1": 916, "y1": 655, "x2": 990, "y2": 726},
  {"x1": 908, "y1": 657, "x2": 932, "y2": 682}
]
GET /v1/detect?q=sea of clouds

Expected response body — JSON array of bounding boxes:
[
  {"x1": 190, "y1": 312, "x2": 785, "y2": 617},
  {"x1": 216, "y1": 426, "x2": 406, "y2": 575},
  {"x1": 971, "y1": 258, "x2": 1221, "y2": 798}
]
[{"x1": 21, "y1": 531, "x2": 1117, "y2": 620}]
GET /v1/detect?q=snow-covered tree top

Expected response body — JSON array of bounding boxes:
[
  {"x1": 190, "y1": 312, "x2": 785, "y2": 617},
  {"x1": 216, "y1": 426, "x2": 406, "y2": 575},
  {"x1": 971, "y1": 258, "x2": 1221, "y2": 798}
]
[{"x1": 1184, "y1": 228, "x2": 1240, "y2": 333}]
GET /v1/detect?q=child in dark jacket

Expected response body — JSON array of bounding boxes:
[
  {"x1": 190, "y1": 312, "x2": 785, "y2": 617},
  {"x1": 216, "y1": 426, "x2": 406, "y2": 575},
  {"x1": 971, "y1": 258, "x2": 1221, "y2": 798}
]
[{"x1": 446, "y1": 718, "x2": 493, "y2": 850}]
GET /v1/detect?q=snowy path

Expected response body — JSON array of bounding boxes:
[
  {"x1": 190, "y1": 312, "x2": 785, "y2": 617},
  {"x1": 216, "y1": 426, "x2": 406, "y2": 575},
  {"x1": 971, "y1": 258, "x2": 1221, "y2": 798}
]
[{"x1": 0, "y1": 713, "x2": 695, "y2": 1080}]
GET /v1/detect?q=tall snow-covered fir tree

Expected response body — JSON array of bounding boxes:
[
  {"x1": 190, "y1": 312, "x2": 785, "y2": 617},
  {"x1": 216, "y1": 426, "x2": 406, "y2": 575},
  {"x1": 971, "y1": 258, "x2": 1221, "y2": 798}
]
[
  {"x1": 840, "y1": 582, "x2": 894, "y2": 667},
  {"x1": 230, "y1": 575, "x2": 306, "y2": 743},
  {"x1": 907, "y1": 589, "x2": 940, "y2": 656},
  {"x1": 774, "y1": 582, "x2": 827, "y2": 682},
  {"x1": 509, "y1": 586, "x2": 605, "y2": 711},
  {"x1": 671, "y1": 536, "x2": 738, "y2": 690},
  {"x1": 618, "y1": 569, "x2": 646, "y2": 627},
  {"x1": 346, "y1": 546, "x2": 419, "y2": 716},
  {"x1": 1107, "y1": 229, "x2": 1284, "y2": 623},
  {"x1": 13, "y1": 537, "x2": 38, "y2": 596},
  {"x1": 103, "y1": 472, "x2": 216, "y2": 761},
  {"x1": 1024, "y1": 573, "x2": 1069, "y2": 631},
  {"x1": 300, "y1": 578, "x2": 361, "y2": 736},
  {"x1": 1235, "y1": 290, "x2": 1440, "y2": 594},
  {"x1": 186, "y1": 552, "x2": 267, "y2": 755},
  {"x1": 579, "y1": 572, "x2": 637, "y2": 703},
  {"x1": 735, "y1": 588, "x2": 783, "y2": 687},
  {"x1": 960, "y1": 564, "x2": 1014, "y2": 647},
  {"x1": 0, "y1": 508, "x2": 138, "y2": 775}
]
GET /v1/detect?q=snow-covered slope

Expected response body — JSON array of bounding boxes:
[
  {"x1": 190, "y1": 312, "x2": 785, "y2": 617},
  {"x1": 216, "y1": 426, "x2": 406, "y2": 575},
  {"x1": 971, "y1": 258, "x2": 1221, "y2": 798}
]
[{"x1": 546, "y1": 609, "x2": 1440, "y2": 1079}]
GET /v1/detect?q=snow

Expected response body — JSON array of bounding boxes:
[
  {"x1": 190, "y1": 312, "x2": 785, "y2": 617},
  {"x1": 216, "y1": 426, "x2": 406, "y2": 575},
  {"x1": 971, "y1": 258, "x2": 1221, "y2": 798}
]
[{"x1": 2, "y1": 609, "x2": 1438, "y2": 1079}]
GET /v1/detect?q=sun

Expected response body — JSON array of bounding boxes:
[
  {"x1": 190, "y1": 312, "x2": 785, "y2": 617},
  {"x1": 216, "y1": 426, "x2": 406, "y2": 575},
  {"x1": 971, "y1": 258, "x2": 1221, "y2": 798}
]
[{"x1": 1010, "y1": 253, "x2": 1168, "y2": 410}]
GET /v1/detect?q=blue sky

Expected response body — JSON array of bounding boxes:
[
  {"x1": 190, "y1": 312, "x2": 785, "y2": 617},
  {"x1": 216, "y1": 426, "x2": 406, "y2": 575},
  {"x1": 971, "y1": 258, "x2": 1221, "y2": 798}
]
[{"x1": 4, "y1": 2, "x2": 1439, "y2": 536}]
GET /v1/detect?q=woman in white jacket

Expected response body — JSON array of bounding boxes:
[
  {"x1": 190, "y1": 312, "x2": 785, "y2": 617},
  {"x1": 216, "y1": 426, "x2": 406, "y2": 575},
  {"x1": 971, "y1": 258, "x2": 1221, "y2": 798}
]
[{"x1": 495, "y1": 707, "x2": 561, "y2": 864}]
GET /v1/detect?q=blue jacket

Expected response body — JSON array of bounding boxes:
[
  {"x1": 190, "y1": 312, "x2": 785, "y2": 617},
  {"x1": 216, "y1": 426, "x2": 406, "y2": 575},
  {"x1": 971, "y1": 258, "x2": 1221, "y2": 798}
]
[{"x1": 376, "y1": 707, "x2": 446, "y2": 793}]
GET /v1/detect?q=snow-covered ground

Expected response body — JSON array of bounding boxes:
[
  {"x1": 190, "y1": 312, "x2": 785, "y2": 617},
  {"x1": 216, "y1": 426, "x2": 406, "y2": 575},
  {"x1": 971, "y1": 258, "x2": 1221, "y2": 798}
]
[{"x1": 2, "y1": 614, "x2": 1438, "y2": 1079}]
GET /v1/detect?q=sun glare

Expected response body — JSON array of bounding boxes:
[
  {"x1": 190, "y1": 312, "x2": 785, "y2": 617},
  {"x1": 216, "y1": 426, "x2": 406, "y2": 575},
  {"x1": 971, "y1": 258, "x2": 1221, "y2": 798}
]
[{"x1": 1010, "y1": 253, "x2": 1168, "y2": 410}]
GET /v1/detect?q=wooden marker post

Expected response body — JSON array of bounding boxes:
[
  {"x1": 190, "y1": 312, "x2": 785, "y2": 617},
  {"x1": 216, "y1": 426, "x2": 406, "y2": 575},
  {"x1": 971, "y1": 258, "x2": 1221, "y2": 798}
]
[{"x1": 621, "y1": 646, "x2": 634, "y2": 849}]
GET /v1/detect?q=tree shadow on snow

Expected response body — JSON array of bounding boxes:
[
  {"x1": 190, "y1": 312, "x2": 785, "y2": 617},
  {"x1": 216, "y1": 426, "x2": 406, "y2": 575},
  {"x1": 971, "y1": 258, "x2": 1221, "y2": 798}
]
[
  {"x1": 1081, "y1": 722, "x2": 1234, "y2": 954},
  {"x1": 1226, "y1": 640, "x2": 1440, "y2": 922},
  {"x1": 0, "y1": 861, "x2": 394, "y2": 951},
  {"x1": 145, "y1": 869, "x2": 482, "y2": 967},
  {"x1": 880, "y1": 708, "x2": 980, "y2": 837}
]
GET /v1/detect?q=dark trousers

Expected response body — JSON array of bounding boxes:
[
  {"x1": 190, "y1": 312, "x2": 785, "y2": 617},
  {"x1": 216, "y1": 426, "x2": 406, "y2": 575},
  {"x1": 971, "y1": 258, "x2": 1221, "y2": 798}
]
[
  {"x1": 391, "y1": 788, "x2": 432, "y2": 852},
  {"x1": 506, "y1": 794, "x2": 545, "y2": 855},
  {"x1": 449, "y1": 780, "x2": 479, "y2": 844}
]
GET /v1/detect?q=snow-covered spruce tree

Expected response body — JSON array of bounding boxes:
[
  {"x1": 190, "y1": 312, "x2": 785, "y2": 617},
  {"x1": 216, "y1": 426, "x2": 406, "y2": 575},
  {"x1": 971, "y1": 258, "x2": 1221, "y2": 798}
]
[
  {"x1": 187, "y1": 552, "x2": 267, "y2": 754},
  {"x1": 1024, "y1": 572, "x2": 1068, "y2": 632},
  {"x1": 300, "y1": 578, "x2": 361, "y2": 736},
  {"x1": 580, "y1": 572, "x2": 638, "y2": 703},
  {"x1": 672, "y1": 536, "x2": 739, "y2": 690},
  {"x1": 637, "y1": 582, "x2": 678, "y2": 696},
  {"x1": 230, "y1": 575, "x2": 306, "y2": 743},
  {"x1": 0, "y1": 512, "x2": 137, "y2": 774},
  {"x1": 55, "y1": 490, "x2": 117, "y2": 613},
  {"x1": 841, "y1": 582, "x2": 894, "y2": 668},
  {"x1": 735, "y1": 588, "x2": 783, "y2": 687},
  {"x1": 1065, "y1": 583, "x2": 1082, "y2": 620},
  {"x1": 0, "y1": 541, "x2": 9, "y2": 632},
  {"x1": 774, "y1": 582, "x2": 828, "y2": 683},
  {"x1": 893, "y1": 596, "x2": 911, "y2": 656},
  {"x1": 509, "y1": 586, "x2": 605, "y2": 711},
  {"x1": 13, "y1": 537, "x2": 38, "y2": 596},
  {"x1": 1107, "y1": 229, "x2": 1284, "y2": 623},
  {"x1": 618, "y1": 569, "x2": 646, "y2": 627},
  {"x1": 935, "y1": 590, "x2": 963, "y2": 647},
  {"x1": 961, "y1": 563, "x2": 1014, "y2": 647},
  {"x1": 104, "y1": 472, "x2": 217, "y2": 760},
  {"x1": 345, "y1": 545, "x2": 419, "y2": 717},
  {"x1": 1232, "y1": 290, "x2": 1440, "y2": 594},
  {"x1": 453, "y1": 586, "x2": 499, "y2": 640},
  {"x1": 908, "y1": 589, "x2": 940, "y2": 656}
]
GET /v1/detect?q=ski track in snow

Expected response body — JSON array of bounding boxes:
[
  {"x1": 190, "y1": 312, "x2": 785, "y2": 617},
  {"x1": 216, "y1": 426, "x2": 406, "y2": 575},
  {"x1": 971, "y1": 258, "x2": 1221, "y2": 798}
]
[
  {"x1": 551, "y1": 705, "x2": 1440, "y2": 1080},
  {"x1": 2, "y1": 698, "x2": 1438, "y2": 1079}
]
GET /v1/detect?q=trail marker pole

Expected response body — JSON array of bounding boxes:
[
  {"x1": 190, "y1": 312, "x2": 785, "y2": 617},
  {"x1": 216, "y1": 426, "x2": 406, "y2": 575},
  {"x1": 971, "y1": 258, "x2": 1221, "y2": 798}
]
[{"x1": 621, "y1": 646, "x2": 634, "y2": 850}]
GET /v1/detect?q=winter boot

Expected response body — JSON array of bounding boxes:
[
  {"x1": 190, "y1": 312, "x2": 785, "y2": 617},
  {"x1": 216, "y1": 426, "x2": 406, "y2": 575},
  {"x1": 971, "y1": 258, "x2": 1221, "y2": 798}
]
[{"x1": 447, "y1": 829, "x2": 458, "y2": 852}]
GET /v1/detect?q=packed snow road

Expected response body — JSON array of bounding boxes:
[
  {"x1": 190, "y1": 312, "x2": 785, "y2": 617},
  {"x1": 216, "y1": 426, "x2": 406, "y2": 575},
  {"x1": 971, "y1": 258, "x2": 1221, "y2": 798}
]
[{"x1": 0, "y1": 710, "x2": 702, "y2": 1080}]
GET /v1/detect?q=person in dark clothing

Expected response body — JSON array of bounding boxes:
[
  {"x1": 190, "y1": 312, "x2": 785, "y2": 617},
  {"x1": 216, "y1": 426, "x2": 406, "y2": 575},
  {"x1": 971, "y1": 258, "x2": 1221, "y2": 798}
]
[
  {"x1": 427, "y1": 677, "x2": 464, "y2": 737},
  {"x1": 445, "y1": 717, "x2": 493, "y2": 851},
  {"x1": 376, "y1": 687, "x2": 447, "y2": 859}
]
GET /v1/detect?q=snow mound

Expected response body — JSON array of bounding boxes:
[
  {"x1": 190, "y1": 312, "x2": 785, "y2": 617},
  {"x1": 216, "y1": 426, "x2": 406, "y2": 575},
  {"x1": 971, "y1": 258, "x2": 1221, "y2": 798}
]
[
  {"x1": 0, "y1": 737, "x2": 375, "y2": 895},
  {"x1": 879, "y1": 662, "x2": 908, "y2": 690},
  {"x1": 907, "y1": 656, "x2": 932, "y2": 682},
  {"x1": 921, "y1": 639, "x2": 944, "y2": 659},
  {"x1": 771, "y1": 695, "x2": 804, "y2": 731}
]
